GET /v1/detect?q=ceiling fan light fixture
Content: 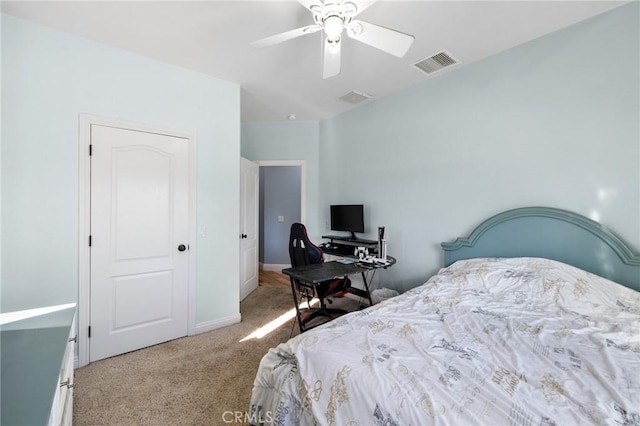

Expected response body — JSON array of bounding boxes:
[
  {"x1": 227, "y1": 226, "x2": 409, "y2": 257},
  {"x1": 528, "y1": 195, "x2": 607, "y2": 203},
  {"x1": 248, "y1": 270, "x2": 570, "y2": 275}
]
[
  {"x1": 327, "y1": 35, "x2": 341, "y2": 48},
  {"x1": 323, "y1": 15, "x2": 344, "y2": 39},
  {"x1": 342, "y1": 2, "x2": 358, "y2": 15}
]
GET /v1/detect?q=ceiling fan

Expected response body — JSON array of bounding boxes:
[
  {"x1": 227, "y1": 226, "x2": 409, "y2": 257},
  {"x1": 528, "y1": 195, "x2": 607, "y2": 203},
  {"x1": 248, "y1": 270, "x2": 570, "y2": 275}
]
[{"x1": 251, "y1": 0, "x2": 415, "y2": 79}]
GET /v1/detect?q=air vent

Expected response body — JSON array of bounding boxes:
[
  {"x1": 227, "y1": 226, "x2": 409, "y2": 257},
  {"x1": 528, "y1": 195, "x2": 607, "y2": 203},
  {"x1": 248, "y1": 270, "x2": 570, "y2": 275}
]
[
  {"x1": 413, "y1": 51, "x2": 459, "y2": 75},
  {"x1": 339, "y1": 90, "x2": 373, "y2": 104}
]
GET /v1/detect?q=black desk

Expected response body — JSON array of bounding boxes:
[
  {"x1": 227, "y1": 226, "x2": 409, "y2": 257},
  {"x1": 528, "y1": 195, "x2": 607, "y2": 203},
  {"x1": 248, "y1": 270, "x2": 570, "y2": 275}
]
[
  {"x1": 282, "y1": 256, "x2": 396, "y2": 332},
  {"x1": 321, "y1": 235, "x2": 379, "y2": 257}
]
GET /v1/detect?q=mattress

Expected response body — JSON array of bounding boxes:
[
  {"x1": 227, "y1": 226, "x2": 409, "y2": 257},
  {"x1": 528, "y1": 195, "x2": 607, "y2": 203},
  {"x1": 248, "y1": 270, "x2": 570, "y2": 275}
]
[{"x1": 249, "y1": 257, "x2": 640, "y2": 425}]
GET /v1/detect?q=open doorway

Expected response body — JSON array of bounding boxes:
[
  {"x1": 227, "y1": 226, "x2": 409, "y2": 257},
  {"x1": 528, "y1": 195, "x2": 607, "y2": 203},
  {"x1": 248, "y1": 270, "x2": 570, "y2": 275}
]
[{"x1": 256, "y1": 161, "x2": 306, "y2": 285}]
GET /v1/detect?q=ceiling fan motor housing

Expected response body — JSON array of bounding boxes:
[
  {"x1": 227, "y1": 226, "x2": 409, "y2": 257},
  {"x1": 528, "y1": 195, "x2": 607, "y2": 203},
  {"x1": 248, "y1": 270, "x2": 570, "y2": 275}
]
[{"x1": 313, "y1": 1, "x2": 358, "y2": 41}]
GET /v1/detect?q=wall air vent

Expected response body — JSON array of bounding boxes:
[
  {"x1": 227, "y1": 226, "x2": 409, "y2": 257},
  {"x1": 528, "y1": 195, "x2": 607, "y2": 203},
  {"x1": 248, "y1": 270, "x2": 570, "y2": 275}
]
[
  {"x1": 339, "y1": 90, "x2": 373, "y2": 104},
  {"x1": 413, "y1": 50, "x2": 459, "y2": 75}
]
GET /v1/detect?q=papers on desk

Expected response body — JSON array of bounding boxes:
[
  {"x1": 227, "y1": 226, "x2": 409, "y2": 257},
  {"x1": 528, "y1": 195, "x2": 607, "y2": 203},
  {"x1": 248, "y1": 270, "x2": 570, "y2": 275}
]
[{"x1": 337, "y1": 258, "x2": 356, "y2": 264}]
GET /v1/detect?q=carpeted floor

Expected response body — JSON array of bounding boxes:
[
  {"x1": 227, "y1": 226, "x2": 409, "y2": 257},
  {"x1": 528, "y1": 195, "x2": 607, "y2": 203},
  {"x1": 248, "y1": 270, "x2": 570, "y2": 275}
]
[{"x1": 73, "y1": 285, "x2": 359, "y2": 425}]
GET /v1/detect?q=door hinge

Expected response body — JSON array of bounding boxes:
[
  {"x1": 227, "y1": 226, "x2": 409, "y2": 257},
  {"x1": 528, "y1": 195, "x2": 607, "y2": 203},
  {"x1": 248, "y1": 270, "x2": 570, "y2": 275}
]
[
  {"x1": 89, "y1": 144, "x2": 93, "y2": 156},
  {"x1": 89, "y1": 235, "x2": 92, "y2": 247},
  {"x1": 88, "y1": 326, "x2": 91, "y2": 338}
]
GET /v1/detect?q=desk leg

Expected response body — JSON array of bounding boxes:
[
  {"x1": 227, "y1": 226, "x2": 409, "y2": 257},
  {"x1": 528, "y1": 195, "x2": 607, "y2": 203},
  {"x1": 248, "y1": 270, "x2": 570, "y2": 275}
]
[
  {"x1": 360, "y1": 272, "x2": 374, "y2": 306},
  {"x1": 290, "y1": 277, "x2": 305, "y2": 333}
]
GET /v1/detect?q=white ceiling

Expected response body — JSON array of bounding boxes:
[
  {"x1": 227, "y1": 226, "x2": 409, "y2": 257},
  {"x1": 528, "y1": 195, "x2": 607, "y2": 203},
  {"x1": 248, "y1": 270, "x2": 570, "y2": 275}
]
[{"x1": 2, "y1": 1, "x2": 626, "y2": 122}]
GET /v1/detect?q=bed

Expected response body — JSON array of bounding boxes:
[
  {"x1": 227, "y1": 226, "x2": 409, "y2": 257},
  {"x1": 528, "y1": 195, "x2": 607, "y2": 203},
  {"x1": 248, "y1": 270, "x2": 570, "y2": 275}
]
[{"x1": 249, "y1": 207, "x2": 640, "y2": 425}]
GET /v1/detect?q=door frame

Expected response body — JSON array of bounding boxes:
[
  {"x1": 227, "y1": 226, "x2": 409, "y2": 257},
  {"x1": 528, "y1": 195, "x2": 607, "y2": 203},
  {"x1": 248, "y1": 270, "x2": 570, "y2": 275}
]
[
  {"x1": 256, "y1": 160, "x2": 306, "y2": 271},
  {"x1": 77, "y1": 114, "x2": 197, "y2": 367}
]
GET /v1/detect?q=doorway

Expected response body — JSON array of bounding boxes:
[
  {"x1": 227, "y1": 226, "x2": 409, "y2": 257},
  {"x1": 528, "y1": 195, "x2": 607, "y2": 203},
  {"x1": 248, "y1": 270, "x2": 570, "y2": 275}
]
[
  {"x1": 257, "y1": 161, "x2": 306, "y2": 272},
  {"x1": 78, "y1": 115, "x2": 197, "y2": 366}
]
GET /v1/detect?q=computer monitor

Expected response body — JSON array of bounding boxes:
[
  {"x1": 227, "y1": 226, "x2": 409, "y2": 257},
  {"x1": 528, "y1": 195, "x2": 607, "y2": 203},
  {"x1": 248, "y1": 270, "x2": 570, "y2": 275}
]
[{"x1": 330, "y1": 204, "x2": 364, "y2": 239}]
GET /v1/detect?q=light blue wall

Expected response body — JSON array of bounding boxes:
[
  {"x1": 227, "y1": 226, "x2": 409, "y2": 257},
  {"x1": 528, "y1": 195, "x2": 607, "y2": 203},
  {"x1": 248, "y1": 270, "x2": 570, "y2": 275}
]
[
  {"x1": 259, "y1": 166, "x2": 301, "y2": 265},
  {"x1": 242, "y1": 121, "x2": 322, "y2": 240},
  {"x1": 245, "y1": 3, "x2": 640, "y2": 292},
  {"x1": 320, "y1": 3, "x2": 639, "y2": 291},
  {"x1": 1, "y1": 15, "x2": 241, "y2": 324}
]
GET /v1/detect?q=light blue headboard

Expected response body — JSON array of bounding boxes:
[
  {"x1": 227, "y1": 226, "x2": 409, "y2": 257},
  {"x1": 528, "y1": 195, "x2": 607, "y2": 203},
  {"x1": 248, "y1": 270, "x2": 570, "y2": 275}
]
[{"x1": 441, "y1": 207, "x2": 640, "y2": 291}]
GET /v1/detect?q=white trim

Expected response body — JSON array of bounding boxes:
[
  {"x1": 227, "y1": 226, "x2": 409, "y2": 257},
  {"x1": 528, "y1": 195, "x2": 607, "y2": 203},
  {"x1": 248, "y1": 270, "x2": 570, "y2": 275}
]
[
  {"x1": 256, "y1": 160, "x2": 306, "y2": 223},
  {"x1": 260, "y1": 263, "x2": 291, "y2": 272},
  {"x1": 187, "y1": 130, "x2": 198, "y2": 339},
  {"x1": 77, "y1": 113, "x2": 197, "y2": 367},
  {"x1": 78, "y1": 115, "x2": 91, "y2": 368},
  {"x1": 342, "y1": 292, "x2": 363, "y2": 302},
  {"x1": 194, "y1": 313, "x2": 242, "y2": 335}
]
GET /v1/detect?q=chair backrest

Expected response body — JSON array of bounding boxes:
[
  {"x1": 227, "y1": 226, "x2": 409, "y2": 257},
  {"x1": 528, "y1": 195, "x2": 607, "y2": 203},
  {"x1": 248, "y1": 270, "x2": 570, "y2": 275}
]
[{"x1": 289, "y1": 223, "x2": 324, "y2": 267}]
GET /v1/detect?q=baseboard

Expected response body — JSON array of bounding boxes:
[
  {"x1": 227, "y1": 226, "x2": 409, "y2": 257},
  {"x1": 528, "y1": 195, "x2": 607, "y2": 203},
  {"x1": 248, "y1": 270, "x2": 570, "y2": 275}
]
[
  {"x1": 194, "y1": 313, "x2": 242, "y2": 335},
  {"x1": 260, "y1": 263, "x2": 290, "y2": 272},
  {"x1": 343, "y1": 291, "x2": 361, "y2": 301}
]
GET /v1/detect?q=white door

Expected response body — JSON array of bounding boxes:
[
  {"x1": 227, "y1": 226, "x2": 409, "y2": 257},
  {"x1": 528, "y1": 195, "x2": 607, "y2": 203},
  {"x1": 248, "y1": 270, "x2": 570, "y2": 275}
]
[
  {"x1": 240, "y1": 158, "x2": 259, "y2": 301},
  {"x1": 90, "y1": 125, "x2": 189, "y2": 362}
]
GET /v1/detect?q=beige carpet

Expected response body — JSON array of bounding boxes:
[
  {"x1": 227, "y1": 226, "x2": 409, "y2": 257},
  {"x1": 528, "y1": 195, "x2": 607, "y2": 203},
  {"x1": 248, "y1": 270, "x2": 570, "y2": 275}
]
[{"x1": 73, "y1": 285, "x2": 359, "y2": 426}]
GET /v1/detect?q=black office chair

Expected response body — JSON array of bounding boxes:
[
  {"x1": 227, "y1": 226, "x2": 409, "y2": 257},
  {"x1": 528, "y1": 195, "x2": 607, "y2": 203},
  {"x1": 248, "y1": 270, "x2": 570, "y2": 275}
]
[{"x1": 288, "y1": 223, "x2": 351, "y2": 330}]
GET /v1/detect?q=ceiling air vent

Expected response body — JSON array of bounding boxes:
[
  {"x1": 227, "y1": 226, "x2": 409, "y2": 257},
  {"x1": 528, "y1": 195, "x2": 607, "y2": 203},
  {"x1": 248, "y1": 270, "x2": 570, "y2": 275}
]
[
  {"x1": 413, "y1": 51, "x2": 459, "y2": 75},
  {"x1": 339, "y1": 90, "x2": 373, "y2": 104}
]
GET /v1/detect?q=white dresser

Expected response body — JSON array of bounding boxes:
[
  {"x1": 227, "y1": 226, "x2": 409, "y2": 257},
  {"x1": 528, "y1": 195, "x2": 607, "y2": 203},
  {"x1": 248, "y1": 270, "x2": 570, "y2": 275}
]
[{"x1": 1, "y1": 305, "x2": 77, "y2": 425}]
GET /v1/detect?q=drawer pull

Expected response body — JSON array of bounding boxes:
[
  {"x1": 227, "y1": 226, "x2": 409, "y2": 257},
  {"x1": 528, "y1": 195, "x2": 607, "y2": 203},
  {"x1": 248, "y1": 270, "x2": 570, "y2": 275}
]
[
  {"x1": 60, "y1": 380, "x2": 74, "y2": 389},
  {"x1": 68, "y1": 336, "x2": 77, "y2": 343}
]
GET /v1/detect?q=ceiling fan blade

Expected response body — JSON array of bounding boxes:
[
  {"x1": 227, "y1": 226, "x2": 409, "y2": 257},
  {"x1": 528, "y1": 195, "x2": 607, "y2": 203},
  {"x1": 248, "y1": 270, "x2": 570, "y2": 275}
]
[
  {"x1": 322, "y1": 37, "x2": 341, "y2": 79},
  {"x1": 297, "y1": 0, "x2": 323, "y2": 12},
  {"x1": 347, "y1": 20, "x2": 414, "y2": 57},
  {"x1": 251, "y1": 25, "x2": 320, "y2": 49},
  {"x1": 352, "y1": 1, "x2": 377, "y2": 16}
]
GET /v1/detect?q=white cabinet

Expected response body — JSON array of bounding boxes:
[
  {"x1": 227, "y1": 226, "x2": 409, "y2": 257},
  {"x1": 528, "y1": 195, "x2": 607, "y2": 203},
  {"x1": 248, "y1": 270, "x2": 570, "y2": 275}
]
[
  {"x1": 49, "y1": 313, "x2": 76, "y2": 426},
  {"x1": 0, "y1": 304, "x2": 76, "y2": 426}
]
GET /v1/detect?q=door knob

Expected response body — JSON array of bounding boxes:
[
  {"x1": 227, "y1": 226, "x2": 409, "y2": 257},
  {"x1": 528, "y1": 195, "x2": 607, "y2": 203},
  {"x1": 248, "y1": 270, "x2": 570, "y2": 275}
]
[
  {"x1": 241, "y1": 234, "x2": 248, "y2": 239},
  {"x1": 178, "y1": 244, "x2": 186, "y2": 252}
]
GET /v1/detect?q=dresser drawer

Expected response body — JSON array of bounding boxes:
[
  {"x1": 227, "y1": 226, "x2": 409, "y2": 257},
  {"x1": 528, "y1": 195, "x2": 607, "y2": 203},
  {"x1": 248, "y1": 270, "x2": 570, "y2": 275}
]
[{"x1": 49, "y1": 313, "x2": 76, "y2": 426}]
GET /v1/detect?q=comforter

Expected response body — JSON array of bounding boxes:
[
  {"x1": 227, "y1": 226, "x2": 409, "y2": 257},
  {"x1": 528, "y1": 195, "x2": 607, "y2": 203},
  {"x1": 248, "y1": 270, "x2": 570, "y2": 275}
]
[{"x1": 250, "y1": 257, "x2": 640, "y2": 425}]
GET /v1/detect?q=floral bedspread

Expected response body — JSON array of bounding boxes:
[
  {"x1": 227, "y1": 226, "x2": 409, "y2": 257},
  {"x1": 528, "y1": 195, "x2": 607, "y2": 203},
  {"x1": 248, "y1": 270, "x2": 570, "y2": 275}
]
[{"x1": 250, "y1": 257, "x2": 640, "y2": 425}]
